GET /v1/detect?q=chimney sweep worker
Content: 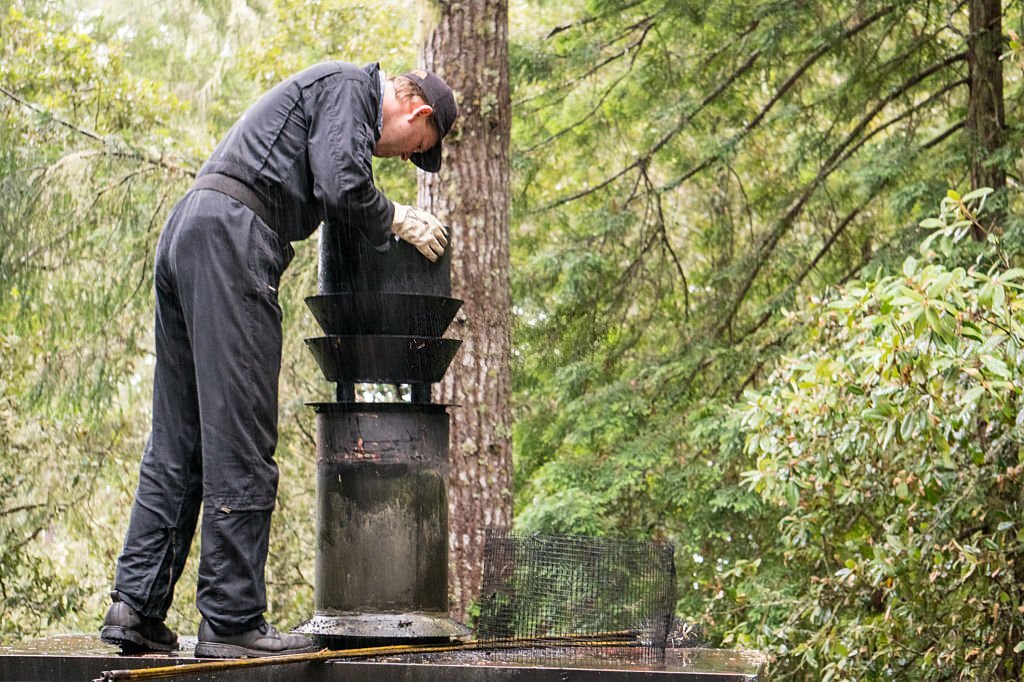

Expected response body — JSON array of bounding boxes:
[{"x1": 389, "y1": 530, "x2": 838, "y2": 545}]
[{"x1": 100, "y1": 62, "x2": 458, "y2": 659}]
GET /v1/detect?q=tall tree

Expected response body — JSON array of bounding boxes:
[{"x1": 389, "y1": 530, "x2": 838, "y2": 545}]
[
  {"x1": 512, "y1": 0, "x2": 1020, "y2": 531},
  {"x1": 420, "y1": 0, "x2": 513, "y2": 620},
  {"x1": 508, "y1": 0, "x2": 1020, "y2": 675},
  {"x1": 967, "y1": 0, "x2": 1006, "y2": 237}
]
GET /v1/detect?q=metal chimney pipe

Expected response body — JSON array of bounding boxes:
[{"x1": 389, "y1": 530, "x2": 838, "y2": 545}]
[{"x1": 295, "y1": 221, "x2": 468, "y2": 647}]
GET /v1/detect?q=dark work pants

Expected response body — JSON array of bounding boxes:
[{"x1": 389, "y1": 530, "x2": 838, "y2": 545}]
[{"x1": 113, "y1": 189, "x2": 294, "y2": 634}]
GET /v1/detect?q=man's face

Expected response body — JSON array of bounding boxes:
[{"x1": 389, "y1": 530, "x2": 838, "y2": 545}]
[{"x1": 375, "y1": 99, "x2": 439, "y2": 162}]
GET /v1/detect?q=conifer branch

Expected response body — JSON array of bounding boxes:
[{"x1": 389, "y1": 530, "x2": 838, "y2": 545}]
[
  {"x1": 715, "y1": 51, "x2": 968, "y2": 338},
  {"x1": 540, "y1": 3, "x2": 897, "y2": 211},
  {"x1": 0, "y1": 85, "x2": 104, "y2": 142},
  {"x1": 0, "y1": 85, "x2": 197, "y2": 178},
  {"x1": 736, "y1": 115, "x2": 968, "y2": 346},
  {"x1": 545, "y1": 0, "x2": 648, "y2": 39},
  {"x1": 728, "y1": 82, "x2": 969, "y2": 340},
  {"x1": 517, "y1": 14, "x2": 659, "y2": 111},
  {"x1": 657, "y1": 4, "x2": 898, "y2": 196},
  {"x1": 520, "y1": 20, "x2": 655, "y2": 152},
  {"x1": 641, "y1": 163, "x2": 689, "y2": 320},
  {"x1": 540, "y1": 48, "x2": 761, "y2": 211},
  {"x1": 0, "y1": 503, "x2": 46, "y2": 517}
]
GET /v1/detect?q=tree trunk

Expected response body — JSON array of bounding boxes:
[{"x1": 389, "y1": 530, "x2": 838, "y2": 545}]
[
  {"x1": 419, "y1": 0, "x2": 512, "y2": 622},
  {"x1": 967, "y1": 0, "x2": 1005, "y2": 238}
]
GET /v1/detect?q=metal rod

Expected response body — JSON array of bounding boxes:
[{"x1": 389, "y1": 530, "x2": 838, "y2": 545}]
[{"x1": 95, "y1": 634, "x2": 641, "y2": 681}]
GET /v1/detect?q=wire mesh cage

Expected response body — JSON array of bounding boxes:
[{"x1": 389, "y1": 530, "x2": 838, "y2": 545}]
[{"x1": 475, "y1": 530, "x2": 678, "y2": 659}]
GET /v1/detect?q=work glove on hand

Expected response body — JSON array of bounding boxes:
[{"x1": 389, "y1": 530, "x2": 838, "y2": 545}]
[{"x1": 391, "y1": 202, "x2": 448, "y2": 262}]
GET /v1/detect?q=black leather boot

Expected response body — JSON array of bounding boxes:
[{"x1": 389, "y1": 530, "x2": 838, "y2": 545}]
[
  {"x1": 194, "y1": 619, "x2": 317, "y2": 658},
  {"x1": 100, "y1": 601, "x2": 178, "y2": 653}
]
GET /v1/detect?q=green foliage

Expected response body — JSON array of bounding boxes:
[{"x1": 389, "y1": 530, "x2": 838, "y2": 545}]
[
  {"x1": 0, "y1": 0, "x2": 197, "y2": 641},
  {"x1": 1, "y1": 4, "x2": 185, "y2": 138},
  {"x1": 736, "y1": 194, "x2": 1024, "y2": 679},
  {"x1": 510, "y1": 1, "x2": 1024, "y2": 678},
  {"x1": 0, "y1": 0, "x2": 418, "y2": 642},
  {"x1": 4, "y1": 2, "x2": 1024, "y2": 680}
]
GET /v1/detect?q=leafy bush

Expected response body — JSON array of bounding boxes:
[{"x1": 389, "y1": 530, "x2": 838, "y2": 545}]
[{"x1": 738, "y1": 191, "x2": 1024, "y2": 680}]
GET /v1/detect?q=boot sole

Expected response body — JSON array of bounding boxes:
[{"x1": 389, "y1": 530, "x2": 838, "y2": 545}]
[
  {"x1": 100, "y1": 625, "x2": 178, "y2": 653},
  {"x1": 194, "y1": 641, "x2": 318, "y2": 659}
]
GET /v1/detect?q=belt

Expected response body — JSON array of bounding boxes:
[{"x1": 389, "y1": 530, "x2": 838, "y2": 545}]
[{"x1": 191, "y1": 173, "x2": 277, "y2": 237}]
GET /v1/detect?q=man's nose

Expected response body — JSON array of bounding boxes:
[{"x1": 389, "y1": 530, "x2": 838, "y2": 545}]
[{"x1": 400, "y1": 152, "x2": 411, "y2": 161}]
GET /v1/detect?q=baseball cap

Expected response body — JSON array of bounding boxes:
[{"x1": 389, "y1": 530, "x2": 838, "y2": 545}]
[{"x1": 401, "y1": 69, "x2": 458, "y2": 172}]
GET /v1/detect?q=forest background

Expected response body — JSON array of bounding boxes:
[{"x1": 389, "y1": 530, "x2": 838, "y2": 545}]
[{"x1": 3, "y1": 0, "x2": 1024, "y2": 679}]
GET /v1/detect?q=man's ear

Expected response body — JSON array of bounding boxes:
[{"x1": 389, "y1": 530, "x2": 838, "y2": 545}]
[{"x1": 409, "y1": 103, "x2": 434, "y2": 121}]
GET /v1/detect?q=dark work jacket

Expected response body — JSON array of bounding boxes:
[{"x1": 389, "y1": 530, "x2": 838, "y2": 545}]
[{"x1": 198, "y1": 61, "x2": 394, "y2": 246}]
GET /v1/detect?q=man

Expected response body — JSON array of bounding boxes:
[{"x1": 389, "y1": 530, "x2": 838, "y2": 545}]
[{"x1": 99, "y1": 62, "x2": 457, "y2": 658}]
